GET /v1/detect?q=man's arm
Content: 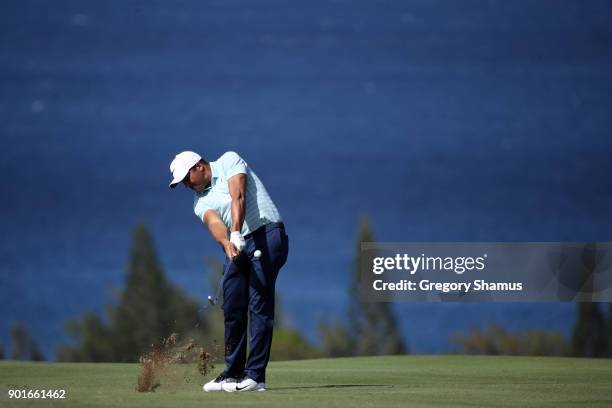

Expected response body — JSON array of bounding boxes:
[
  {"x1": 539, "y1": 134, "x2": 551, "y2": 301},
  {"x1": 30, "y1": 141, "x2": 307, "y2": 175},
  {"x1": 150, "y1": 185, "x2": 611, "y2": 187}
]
[
  {"x1": 228, "y1": 173, "x2": 246, "y2": 233},
  {"x1": 203, "y1": 209, "x2": 239, "y2": 259}
]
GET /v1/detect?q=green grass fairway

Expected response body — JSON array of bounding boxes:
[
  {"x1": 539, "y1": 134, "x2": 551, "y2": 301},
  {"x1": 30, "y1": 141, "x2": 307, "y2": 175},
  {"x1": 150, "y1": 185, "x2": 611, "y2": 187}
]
[{"x1": 1, "y1": 355, "x2": 611, "y2": 407}]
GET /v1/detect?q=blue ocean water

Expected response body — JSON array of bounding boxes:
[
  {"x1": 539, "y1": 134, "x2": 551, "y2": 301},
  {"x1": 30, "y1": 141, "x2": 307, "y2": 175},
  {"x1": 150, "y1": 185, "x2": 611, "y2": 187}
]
[{"x1": 1, "y1": 0, "x2": 611, "y2": 359}]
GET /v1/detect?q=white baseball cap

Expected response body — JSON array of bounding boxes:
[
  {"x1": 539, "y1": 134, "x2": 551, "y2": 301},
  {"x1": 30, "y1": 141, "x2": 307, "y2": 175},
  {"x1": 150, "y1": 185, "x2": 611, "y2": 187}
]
[{"x1": 169, "y1": 151, "x2": 202, "y2": 188}]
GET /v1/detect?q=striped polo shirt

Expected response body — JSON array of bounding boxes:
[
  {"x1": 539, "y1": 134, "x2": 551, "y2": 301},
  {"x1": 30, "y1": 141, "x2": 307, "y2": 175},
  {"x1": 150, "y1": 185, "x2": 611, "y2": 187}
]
[{"x1": 193, "y1": 151, "x2": 282, "y2": 235}]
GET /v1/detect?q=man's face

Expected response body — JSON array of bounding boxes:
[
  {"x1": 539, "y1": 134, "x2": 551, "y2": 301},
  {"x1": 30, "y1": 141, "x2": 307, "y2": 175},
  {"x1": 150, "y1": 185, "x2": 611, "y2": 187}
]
[{"x1": 182, "y1": 162, "x2": 208, "y2": 192}]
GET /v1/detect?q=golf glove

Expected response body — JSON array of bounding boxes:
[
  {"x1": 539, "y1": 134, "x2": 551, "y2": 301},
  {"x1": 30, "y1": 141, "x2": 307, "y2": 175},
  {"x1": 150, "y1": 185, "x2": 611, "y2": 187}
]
[{"x1": 230, "y1": 231, "x2": 246, "y2": 251}]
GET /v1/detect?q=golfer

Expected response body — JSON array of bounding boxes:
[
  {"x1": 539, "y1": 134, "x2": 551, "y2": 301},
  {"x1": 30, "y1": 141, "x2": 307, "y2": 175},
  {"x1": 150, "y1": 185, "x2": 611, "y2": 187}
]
[{"x1": 169, "y1": 150, "x2": 289, "y2": 392}]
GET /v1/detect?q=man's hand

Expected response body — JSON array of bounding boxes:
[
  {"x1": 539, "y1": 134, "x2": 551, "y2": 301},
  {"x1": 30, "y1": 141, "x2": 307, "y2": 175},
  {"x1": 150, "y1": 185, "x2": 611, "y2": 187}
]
[
  {"x1": 230, "y1": 231, "x2": 246, "y2": 252},
  {"x1": 222, "y1": 239, "x2": 240, "y2": 259}
]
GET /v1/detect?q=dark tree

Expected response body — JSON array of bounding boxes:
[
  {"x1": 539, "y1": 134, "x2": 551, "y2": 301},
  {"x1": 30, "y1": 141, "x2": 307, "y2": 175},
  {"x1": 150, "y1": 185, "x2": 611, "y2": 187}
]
[
  {"x1": 108, "y1": 224, "x2": 202, "y2": 361},
  {"x1": 571, "y1": 244, "x2": 607, "y2": 357},
  {"x1": 572, "y1": 303, "x2": 607, "y2": 357},
  {"x1": 608, "y1": 303, "x2": 612, "y2": 357},
  {"x1": 321, "y1": 217, "x2": 407, "y2": 356},
  {"x1": 10, "y1": 322, "x2": 45, "y2": 361},
  {"x1": 59, "y1": 224, "x2": 203, "y2": 362}
]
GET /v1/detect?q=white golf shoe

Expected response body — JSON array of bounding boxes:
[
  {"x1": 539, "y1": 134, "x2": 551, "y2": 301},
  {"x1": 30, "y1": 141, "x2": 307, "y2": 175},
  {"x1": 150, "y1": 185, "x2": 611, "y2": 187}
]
[
  {"x1": 203, "y1": 373, "x2": 237, "y2": 392},
  {"x1": 222, "y1": 377, "x2": 266, "y2": 392}
]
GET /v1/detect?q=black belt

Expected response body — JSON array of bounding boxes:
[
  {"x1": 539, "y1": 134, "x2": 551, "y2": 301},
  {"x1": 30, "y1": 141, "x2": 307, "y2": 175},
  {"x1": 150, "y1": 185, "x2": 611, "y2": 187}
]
[{"x1": 244, "y1": 222, "x2": 285, "y2": 239}]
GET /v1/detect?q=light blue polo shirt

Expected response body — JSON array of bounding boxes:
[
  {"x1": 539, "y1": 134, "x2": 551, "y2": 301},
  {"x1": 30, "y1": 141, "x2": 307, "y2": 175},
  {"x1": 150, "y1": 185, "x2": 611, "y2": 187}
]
[{"x1": 193, "y1": 151, "x2": 282, "y2": 235}]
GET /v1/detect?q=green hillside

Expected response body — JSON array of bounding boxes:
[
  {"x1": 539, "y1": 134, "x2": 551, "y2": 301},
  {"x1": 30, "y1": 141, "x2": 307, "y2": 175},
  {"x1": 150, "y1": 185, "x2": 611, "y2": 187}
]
[{"x1": 1, "y1": 355, "x2": 611, "y2": 407}]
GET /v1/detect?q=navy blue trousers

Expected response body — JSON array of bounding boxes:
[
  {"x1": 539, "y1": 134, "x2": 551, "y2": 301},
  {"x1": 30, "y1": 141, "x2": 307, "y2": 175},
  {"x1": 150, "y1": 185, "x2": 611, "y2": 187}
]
[{"x1": 221, "y1": 223, "x2": 288, "y2": 383}]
